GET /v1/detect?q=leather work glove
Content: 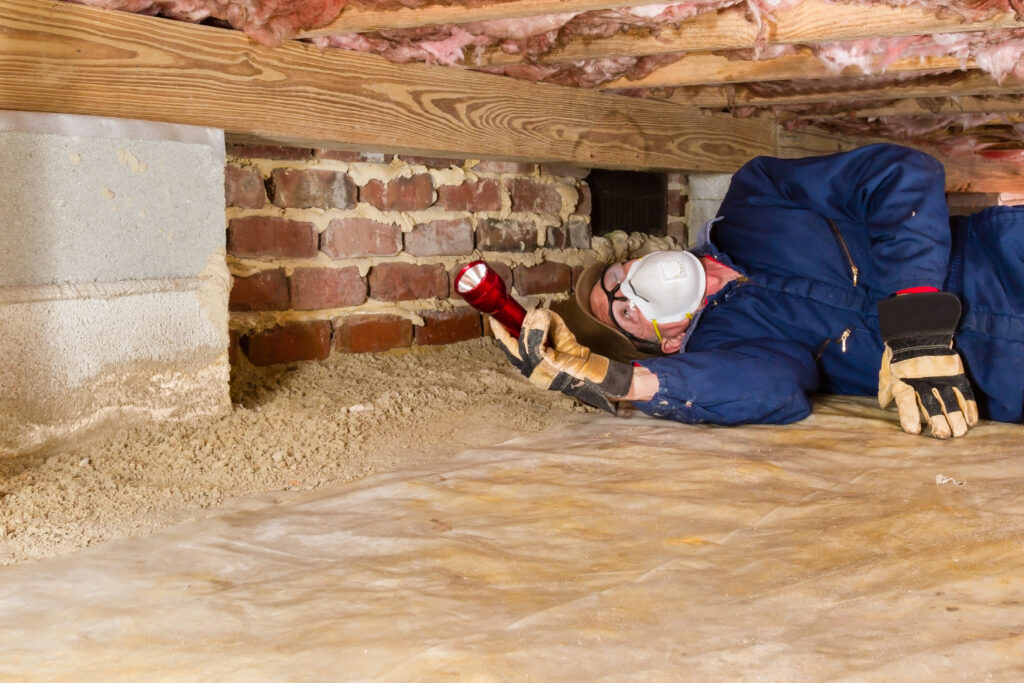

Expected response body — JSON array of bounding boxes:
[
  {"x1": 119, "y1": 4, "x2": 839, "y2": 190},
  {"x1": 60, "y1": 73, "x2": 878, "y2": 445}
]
[
  {"x1": 877, "y1": 291, "x2": 979, "y2": 439},
  {"x1": 490, "y1": 309, "x2": 634, "y2": 413}
]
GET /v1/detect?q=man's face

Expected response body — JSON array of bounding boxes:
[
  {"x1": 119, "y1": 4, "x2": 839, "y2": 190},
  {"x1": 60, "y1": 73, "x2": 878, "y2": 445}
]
[{"x1": 589, "y1": 260, "x2": 693, "y2": 347}]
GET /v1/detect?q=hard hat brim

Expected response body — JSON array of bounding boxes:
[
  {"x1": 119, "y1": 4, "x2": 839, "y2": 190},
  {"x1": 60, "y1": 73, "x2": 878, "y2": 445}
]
[{"x1": 554, "y1": 261, "x2": 663, "y2": 365}]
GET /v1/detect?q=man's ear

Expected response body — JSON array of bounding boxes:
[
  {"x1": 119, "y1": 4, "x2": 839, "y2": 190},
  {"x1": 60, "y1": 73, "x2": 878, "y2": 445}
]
[{"x1": 660, "y1": 333, "x2": 685, "y2": 354}]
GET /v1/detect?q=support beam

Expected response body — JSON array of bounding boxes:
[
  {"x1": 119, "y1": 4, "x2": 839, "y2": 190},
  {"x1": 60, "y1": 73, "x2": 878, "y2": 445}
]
[
  {"x1": 477, "y1": 0, "x2": 1023, "y2": 67},
  {"x1": 666, "y1": 72, "x2": 1024, "y2": 109},
  {"x1": 0, "y1": 0, "x2": 774, "y2": 172},
  {"x1": 600, "y1": 51, "x2": 973, "y2": 90},
  {"x1": 778, "y1": 127, "x2": 1024, "y2": 194},
  {"x1": 816, "y1": 96, "x2": 1024, "y2": 118},
  {"x1": 298, "y1": 0, "x2": 655, "y2": 37}
]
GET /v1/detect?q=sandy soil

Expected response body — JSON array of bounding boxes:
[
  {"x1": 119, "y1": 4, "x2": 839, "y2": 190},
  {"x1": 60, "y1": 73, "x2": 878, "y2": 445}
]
[{"x1": 0, "y1": 339, "x2": 593, "y2": 565}]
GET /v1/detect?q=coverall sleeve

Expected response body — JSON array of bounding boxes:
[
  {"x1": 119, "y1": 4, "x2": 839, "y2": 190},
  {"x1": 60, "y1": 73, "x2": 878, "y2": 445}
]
[
  {"x1": 723, "y1": 143, "x2": 950, "y2": 293},
  {"x1": 632, "y1": 339, "x2": 819, "y2": 426}
]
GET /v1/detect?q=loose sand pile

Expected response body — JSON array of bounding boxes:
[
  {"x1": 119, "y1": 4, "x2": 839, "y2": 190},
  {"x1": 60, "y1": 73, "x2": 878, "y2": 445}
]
[{"x1": 0, "y1": 340, "x2": 593, "y2": 565}]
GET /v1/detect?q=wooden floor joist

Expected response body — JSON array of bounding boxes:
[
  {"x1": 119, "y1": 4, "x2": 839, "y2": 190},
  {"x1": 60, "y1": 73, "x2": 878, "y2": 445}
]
[
  {"x1": 666, "y1": 72, "x2": 1024, "y2": 109},
  {"x1": 779, "y1": 127, "x2": 1024, "y2": 193},
  {"x1": 297, "y1": 0, "x2": 655, "y2": 37},
  {"x1": 476, "y1": 0, "x2": 1023, "y2": 67},
  {"x1": 0, "y1": 0, "x2": 775, "y2": 172},
  {"x1": 820, "y1": 96, "x2": 1024, "y2": 118},
  {"x1": 600, "y1": 52, "x2": 975, "y2": 90}
]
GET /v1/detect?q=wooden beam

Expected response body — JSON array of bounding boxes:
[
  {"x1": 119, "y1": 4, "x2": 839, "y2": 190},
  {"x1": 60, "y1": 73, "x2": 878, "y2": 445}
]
[
  {"x1": 600, "y1": 52, "x2": 974, "y2": 90},
  {"x1": 0, "y1": 0, "x2": 775, "y2": 172},
  {"x1": 297, "y1": 0, "x2": 658, "y2": 37},
  {"x1": 665, "y1": 72, "x2": 1024, "y2": 109},
  {"x1": 476, "y1": 0, "x2": 1023, "y2": 67},
  {"x1": 816, "y1": 96, "x2": 1024, "y2": 118},
  {"x1": 778, "y1": 127, "x2": 1024, "y2": 193}
]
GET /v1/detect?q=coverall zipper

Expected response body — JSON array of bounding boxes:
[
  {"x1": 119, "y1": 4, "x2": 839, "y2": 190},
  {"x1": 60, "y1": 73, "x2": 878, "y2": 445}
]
[
  {"x1": 827, "y1": 218, "x2": 860, "y2": 286},
  {"x1": 815, "y1": 328, "x2": 852, "y2": 360}
]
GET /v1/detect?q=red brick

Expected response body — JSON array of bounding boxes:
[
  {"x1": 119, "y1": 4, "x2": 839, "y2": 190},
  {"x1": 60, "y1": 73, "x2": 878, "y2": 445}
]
[
  {"x1": 313, "y1": 148, "x2": 363, "y2": 162},
  {"x1": 540, "y1": 164, "x2": 590, "y2": 179},
  {"x1": 270, "y1": 169, "x2": 356, "y2": 209},
  {"x1": 473, "y1": 160, "x2": 536, "y2": 175},
  {"x1": 360, "y1": 174, "x2": 434, "y2": 211},
  {"x1": 573, "y1": 182, "x2": 591, "y2": 217},
  {"x1": 229, "y1": 268, "x2": 289, "y2": 311},
  {"x1": 320, "y1": 218, "x2": 401, "y2": 258},
  {"x1": 241, "y1": 321, "x2": 332, "y2": 366},
  {"x1": 667, "y1": 191, "x2": 688, "y2": 217},
  {"x1": 369, "y1": 262, "x2": 448, "y2": 301},
  {"x1": 476, "y1": 218, "x2": 538, "y2": 252},
  {"x1": 514, "y1": 261, "x2": 572, "y2": 295},
  {"x1": 227, "y1": 144, "x2": 311, "y2": 161},
  {"x1": 290, "y1": 267, "x2": 366, "y2": 310},
  {"x1": 415, "y1": 308, "x2": 482, "y2": 346},
  {"x1": 398, "y1": 155, "x2": 458, "y2": 169},
  {"x1": 334, "y1": 314, "x2": 413, "y2": 353},
  {"x1": 404, "y1": 219, "x2": 473, "y2": 257},
  {"x1": 450, "y1": 261, "x2": 512, "y2": 298},
  {"x1": 505, "y1": 177, "x2": 562, "y2": 215},
  {"x1": 227, "y1": 216, "x2": 318, "y2": 259},
  {"x1": 224, "y1": 164, "x2": 266, "y2": 208},
  {"x1": 667, "y1": 220, "x2": 688, "y2": 246},
  {"x1": 546, "y1": 218, "x2": 591, "y2": 250},
  {"x1": 436, "y1": 179, "x2": 501, "y2": 212}
]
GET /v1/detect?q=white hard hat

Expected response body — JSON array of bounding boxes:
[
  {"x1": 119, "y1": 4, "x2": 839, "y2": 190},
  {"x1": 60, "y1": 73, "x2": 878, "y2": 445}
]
[{"x1": 619, "y1": 251, "x2": 706, "y2": 324}]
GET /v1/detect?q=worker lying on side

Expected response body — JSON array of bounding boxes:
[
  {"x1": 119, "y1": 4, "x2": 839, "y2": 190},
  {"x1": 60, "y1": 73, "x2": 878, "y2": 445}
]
[{"x1": 491, "y1": 143, "x2": 1024, "y2": 439}]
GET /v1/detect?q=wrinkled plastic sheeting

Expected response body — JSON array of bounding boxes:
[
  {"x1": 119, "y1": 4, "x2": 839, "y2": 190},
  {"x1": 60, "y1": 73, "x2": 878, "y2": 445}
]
[{"x1": 1, "y1": 396, "x2": 1023, "y2": 680}]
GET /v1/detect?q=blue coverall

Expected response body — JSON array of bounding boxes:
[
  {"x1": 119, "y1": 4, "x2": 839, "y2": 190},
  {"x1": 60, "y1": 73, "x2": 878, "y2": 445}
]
[{"x1": 633, "y1": 144, "x2": 1024, "y2": 426}]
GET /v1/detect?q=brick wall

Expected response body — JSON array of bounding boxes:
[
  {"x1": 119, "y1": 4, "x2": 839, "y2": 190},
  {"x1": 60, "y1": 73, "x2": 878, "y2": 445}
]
[
  {"x1": 225, "y1": 145, "x2": 602, "y2": 366},
  {"x1": 665, "y1": 172, "x2": 689, "y2": 246}
]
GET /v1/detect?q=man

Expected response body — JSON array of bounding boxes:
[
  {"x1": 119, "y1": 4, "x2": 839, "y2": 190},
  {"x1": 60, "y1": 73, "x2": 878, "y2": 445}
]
[{"x1": 492, "y1": 143, "x2": 1024, "y2": 439}]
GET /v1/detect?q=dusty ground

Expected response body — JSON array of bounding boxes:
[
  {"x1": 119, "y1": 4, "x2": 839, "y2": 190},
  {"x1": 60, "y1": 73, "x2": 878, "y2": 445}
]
[{"x1": 0, "y1": 339, "x2": 593, "y2": 565}]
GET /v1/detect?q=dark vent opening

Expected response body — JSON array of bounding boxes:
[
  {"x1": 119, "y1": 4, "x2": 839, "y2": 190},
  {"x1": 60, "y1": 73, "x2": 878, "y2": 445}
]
[{"x1": 588, "y1": 170, "x2": 667, "y2": 237}]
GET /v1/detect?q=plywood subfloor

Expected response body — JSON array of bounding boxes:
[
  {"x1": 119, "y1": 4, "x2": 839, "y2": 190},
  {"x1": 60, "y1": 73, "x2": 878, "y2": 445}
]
[{"x1": 1, "y1": 396, "x2": 1022, "y2": 679}]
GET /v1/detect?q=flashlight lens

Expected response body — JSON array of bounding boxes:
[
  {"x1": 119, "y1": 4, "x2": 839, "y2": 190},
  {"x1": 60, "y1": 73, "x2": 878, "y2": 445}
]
[{"x1": 456, "y1": 263, "x2": 487, "y2": 293}]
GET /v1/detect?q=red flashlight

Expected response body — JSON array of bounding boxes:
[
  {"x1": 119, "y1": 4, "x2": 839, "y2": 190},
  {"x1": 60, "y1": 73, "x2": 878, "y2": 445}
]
[{"x1": 454, "y1": 260, "x2": 527, "y2": 338}]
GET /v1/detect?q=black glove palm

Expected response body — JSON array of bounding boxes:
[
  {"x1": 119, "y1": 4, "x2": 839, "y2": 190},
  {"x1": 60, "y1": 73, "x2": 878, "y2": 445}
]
[{"x1": 877, "y1": 292, "x2": 978, "y2": 438}]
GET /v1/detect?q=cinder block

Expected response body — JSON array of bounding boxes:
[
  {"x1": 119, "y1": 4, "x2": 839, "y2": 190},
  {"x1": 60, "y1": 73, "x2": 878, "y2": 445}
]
[
  {"x1": 0, "y1": 113, "x2": 230, "y2": 457},
  {"x1": 0, "y1": 128, "x2": 224, "y2": 287},
  {"x1": 0, "y1": 286, "x2": 228, "y2": 456}
]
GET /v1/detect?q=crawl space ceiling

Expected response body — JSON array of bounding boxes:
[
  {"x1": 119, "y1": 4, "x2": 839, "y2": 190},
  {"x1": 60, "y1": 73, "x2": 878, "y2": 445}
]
[{"x1": 66, "y1": 0, "x2": 1024, "y2": 163}]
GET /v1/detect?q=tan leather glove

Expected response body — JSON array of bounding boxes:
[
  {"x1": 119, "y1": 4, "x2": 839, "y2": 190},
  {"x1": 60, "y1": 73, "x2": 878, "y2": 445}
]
[
  {"x1": 877, "y1": 292, "x2": 979, "y2": 438},
  {"x1": 491, "y1": 309, "x2": 633, "y2": 413}
]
